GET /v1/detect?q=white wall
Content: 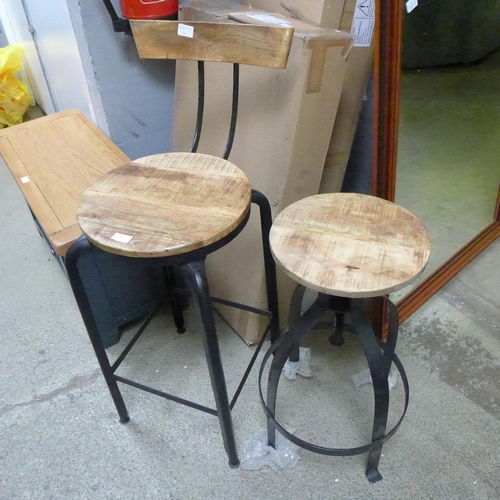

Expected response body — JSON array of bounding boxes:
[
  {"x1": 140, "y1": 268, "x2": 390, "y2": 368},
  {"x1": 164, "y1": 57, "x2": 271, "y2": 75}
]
[
  {"x1": 23, "y1": 0, "x2": 95, "y2": 119},
  {"x1": 0, "y1": 0, "x2": 55, "y2": 113}
]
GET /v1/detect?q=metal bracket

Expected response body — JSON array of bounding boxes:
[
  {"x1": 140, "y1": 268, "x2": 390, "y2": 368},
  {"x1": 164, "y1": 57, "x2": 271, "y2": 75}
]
[
  {"x1": 102, "y1": 0, "x2": 131, "y2": 35},
  {"x1": 112, "y1": 17, "x2": 132, "y2": 35}
]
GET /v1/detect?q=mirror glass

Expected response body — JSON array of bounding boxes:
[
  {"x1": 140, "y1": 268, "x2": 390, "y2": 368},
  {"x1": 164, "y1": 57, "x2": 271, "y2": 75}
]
[{"x1": 392, "y1": 5, "x2": 500, "y2": 301}]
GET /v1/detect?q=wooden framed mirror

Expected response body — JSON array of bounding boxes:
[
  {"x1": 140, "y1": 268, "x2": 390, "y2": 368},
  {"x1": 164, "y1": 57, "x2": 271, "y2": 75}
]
[{"x1": 374, "y1": 0, "x2": 500, "y2": 323}]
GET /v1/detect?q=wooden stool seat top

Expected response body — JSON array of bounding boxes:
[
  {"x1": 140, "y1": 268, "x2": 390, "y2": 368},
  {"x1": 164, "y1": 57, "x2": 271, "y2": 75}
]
[
  {"x1": 270, "y1": 193, "x2": 431, "y2": 298},
  {"x1": 77, "y1": 152, "x2": 251, "y2": 258}
]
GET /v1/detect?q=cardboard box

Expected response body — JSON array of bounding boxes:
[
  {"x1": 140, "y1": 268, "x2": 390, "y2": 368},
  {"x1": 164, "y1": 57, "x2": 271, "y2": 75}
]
[
  {"x1": 320, "y1": 0, "x2": 374, "y2": 193},
  {"x1": 174, "y1": 3, "x2": 351, "y2": 343},
  {"x1": 242, "y1": 0, "x2": 345, "y2": 29},
  {"x1": 243, "y1": 1, "x2": 375, "y2": 193}
]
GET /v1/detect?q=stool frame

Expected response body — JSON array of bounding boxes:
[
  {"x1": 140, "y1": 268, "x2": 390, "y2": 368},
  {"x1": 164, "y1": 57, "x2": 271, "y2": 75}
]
[
  {"x1": 67, "y1": 188, "x2": 279, "y2": 467},
  {"x1": 66, "y1": 55, "x2": 282, "y2": 466},
  {"x1": 259, "y1": 286, "x2": 409, "y2": 483}
]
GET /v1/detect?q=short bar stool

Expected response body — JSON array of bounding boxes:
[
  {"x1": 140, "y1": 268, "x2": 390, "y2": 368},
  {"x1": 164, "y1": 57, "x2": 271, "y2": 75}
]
[{"x1": 259, "y1": 192, "x2": 431, "y2": 482}]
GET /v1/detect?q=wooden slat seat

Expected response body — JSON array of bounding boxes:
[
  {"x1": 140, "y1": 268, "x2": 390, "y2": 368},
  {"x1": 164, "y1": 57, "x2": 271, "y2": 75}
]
[
  {"x1": 77, "y1": 152, "x2": 252, "y2": 258},
  {"x1": 269, "y1": 193, "x2": 431, "y2": 298},
  {"x1": 0, "y1": 109, "x2": 130, "y2": 256}
]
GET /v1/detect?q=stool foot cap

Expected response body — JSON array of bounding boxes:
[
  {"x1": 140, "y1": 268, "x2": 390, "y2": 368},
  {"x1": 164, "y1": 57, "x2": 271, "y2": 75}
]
[
  {"x1": 228, "y1": 459, "x2": 240, "y2": 469},
  {"x1": 177, "y1": 327, "x2": 186, "y2": 334},
  {"x1": 119, "y1": 416, "x2": 130, "y2": 425},
  {"x1": 366, "y1": 468, "x2": 383, "y2": 484},
  {"x1": 328, "y1": 334, "x2": 344, "y2": 346}
]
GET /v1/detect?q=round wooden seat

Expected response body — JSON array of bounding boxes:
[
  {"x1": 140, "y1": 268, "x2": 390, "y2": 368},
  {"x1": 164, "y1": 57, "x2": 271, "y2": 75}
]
[
  {"x1": 77, "y1": 152, "x2": 251, "y2": 258},
  {"x1": 270, "y1": 193, "x2": 431, "y2": 298}
]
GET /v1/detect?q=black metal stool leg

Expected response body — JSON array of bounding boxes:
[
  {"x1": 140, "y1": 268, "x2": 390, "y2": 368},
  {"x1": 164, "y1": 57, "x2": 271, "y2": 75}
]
[
  {"x1": 366, "y1": 299, "x2": 401, "y2": 477},
  {"x1": 383, "y1": 299, "x2": 400, "y2": 371},
  {"x1": 266, "y1": 296, "x2": 329, "y2": 448},
  {"x1": 266, "y1": 337, "x2": 296, "y2": 448},
  {"x1": 65, "y1": 237, "x2": 129, "y2": 423},
  {"x1": 260, "y1": 293, "x2": 409, "y2": 483},
  {"x1": 251, "y1": 189, "x2": 280, "y2": 343},
  {"x1": 180, "y1": 260, "x2": 239, "y2": 467},
  {"x1": 163, "y1": 266, "x2": 186, "y2": 334},
  {"x1": 329, "y1": 312, "x2": 345, "y2": 346},
  {"x1": 351, "y1": 298, "x2": 392, "y2": 483},
  {"x1": 287, "y1": 285, "x2": 307, "y2": 362}
]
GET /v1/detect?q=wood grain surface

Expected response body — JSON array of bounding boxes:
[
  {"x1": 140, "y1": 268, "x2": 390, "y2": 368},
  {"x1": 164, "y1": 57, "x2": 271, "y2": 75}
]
[
  {"x1": 78, "y1": 152, "x2": 251, "y2": 258},
  {"x1": 130, "y1": 20, "x2": 293, "y2": 68},
  {"x1": 270, "y1": 193, "x2": 431, "y2": 298},
  {"x1": 0, "y1": 109, "x2": 130, "y2": 256}
]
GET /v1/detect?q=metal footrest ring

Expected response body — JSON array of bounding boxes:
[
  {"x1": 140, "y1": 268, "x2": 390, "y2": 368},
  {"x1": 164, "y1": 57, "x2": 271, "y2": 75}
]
[{"x1": 258, "y1": 343, "x2": 409, "y2": 456}]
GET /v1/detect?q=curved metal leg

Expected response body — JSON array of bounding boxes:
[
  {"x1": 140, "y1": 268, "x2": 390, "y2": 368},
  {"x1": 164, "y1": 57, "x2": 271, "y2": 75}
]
[
  {"x1": 163, "y1": 266, "x2": 186, "y2": 334},
  {"x1": 65, "y1": 236, "x2": 130, "y2": 424},
  {"x1": 260, "y1": 293, "x2": 408, "y2": 481},
  {"x1": 266, "y1": 338, "x2": 297, "y2": 449},
  {"x1": 180, "y1": 260, "x2": 239, "y2": 467},
  {"x1": 351, "y1": 298, "x2": 396, "y2": 483},
  {"x1": 266, "y1": 296, "x2": 329, "y2": 448},
  {"x1": 251, "y1": 190, "x2": 280, "y2": 343},
  {"x1": 383, "y1": 299, "x2": 400, "y2": 370}
]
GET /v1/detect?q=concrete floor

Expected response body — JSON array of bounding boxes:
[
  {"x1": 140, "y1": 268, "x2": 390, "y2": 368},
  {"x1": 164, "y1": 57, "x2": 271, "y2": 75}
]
[{"x1": 1, "y1": 150, "x2": 500, "y2": 499}]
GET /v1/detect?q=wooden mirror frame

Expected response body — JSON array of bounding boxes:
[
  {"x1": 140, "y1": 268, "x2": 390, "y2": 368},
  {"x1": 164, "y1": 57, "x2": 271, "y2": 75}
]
[{"x1": 374, "y1": 0, "x2": 500, "y2": 323}]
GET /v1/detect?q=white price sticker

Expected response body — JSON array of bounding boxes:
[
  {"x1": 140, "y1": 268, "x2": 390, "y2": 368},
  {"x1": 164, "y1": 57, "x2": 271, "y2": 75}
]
[
  {"x1": 351, "y1": 0, "x2": 375, "y2": 48},
  {"x1": 20, "y1": 176, "x2": 30, "y2": 183},
  {"x1": 111, "y1": 233, "x2": 133, "y2": 244},
  {"x1": 406, "y1": 0, "x2": 418, "y2": 13},
  {"x1": 177, "y1": 23, "x2": 194, "y2": 38}
]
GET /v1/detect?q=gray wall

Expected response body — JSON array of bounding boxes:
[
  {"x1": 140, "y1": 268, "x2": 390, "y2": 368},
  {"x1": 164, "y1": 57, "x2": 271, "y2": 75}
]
[
  {"x1": 341, "y1": 73, "x2": 374, "y2": 195},
  {"x1": 70, "y1": 0, "x2": 176, "y2": 159}
]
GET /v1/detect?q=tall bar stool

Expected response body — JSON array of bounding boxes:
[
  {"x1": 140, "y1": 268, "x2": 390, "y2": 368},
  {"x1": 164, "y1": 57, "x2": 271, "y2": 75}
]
[
  {"x1": 65, "y1": 21, "x2": 294, "y2": 467},
  {"x1": 259, "y1": 193, "x2": 431, "y2": 482}
]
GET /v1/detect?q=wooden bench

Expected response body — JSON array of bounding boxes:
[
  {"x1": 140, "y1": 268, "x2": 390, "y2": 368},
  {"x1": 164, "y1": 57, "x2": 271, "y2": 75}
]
[
  {"x1": 0, "y1": 109, "x2": 162, "y2": 347},
  {"x1": 0, "y1": 109, "x2": 130, "y2": 257}
]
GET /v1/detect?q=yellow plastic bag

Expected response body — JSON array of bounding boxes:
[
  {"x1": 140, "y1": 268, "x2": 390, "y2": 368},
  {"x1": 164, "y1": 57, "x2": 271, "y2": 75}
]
[{"x1": 0, "y1": 44, "x2": 32, "y2": 128}]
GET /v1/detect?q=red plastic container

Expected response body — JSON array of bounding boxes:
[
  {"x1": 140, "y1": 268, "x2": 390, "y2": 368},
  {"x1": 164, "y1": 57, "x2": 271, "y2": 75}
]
[{"x1": 119, "y1": 0, "x2": 178, "y2": 20}]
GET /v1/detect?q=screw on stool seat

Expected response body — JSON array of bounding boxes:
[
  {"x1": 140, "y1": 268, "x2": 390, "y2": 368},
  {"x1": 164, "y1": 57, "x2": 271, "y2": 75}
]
[{"x1": 260, "y1": 192, "x2": 431, "y2": 482}]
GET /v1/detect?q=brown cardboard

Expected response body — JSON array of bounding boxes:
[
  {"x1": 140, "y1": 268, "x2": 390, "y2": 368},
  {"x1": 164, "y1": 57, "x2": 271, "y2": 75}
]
[
  {"x1": 174, "y1": 3, "x2": 351, "y2": 343},
  {"x1": 319, "y1": 0, "x2": 374, "y2": 193},
  {"x1": 242, "y1": 1, "x2": 346, "y2": 29},
  {"x1": 242, "y1": 1, "x2": 375, "y2": 193}
]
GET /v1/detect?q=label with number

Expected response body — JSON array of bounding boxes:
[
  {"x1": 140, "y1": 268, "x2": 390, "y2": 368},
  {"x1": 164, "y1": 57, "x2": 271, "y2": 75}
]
[{"x1": 177, "y1": 23, "x2": 194, "y2": 39}]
